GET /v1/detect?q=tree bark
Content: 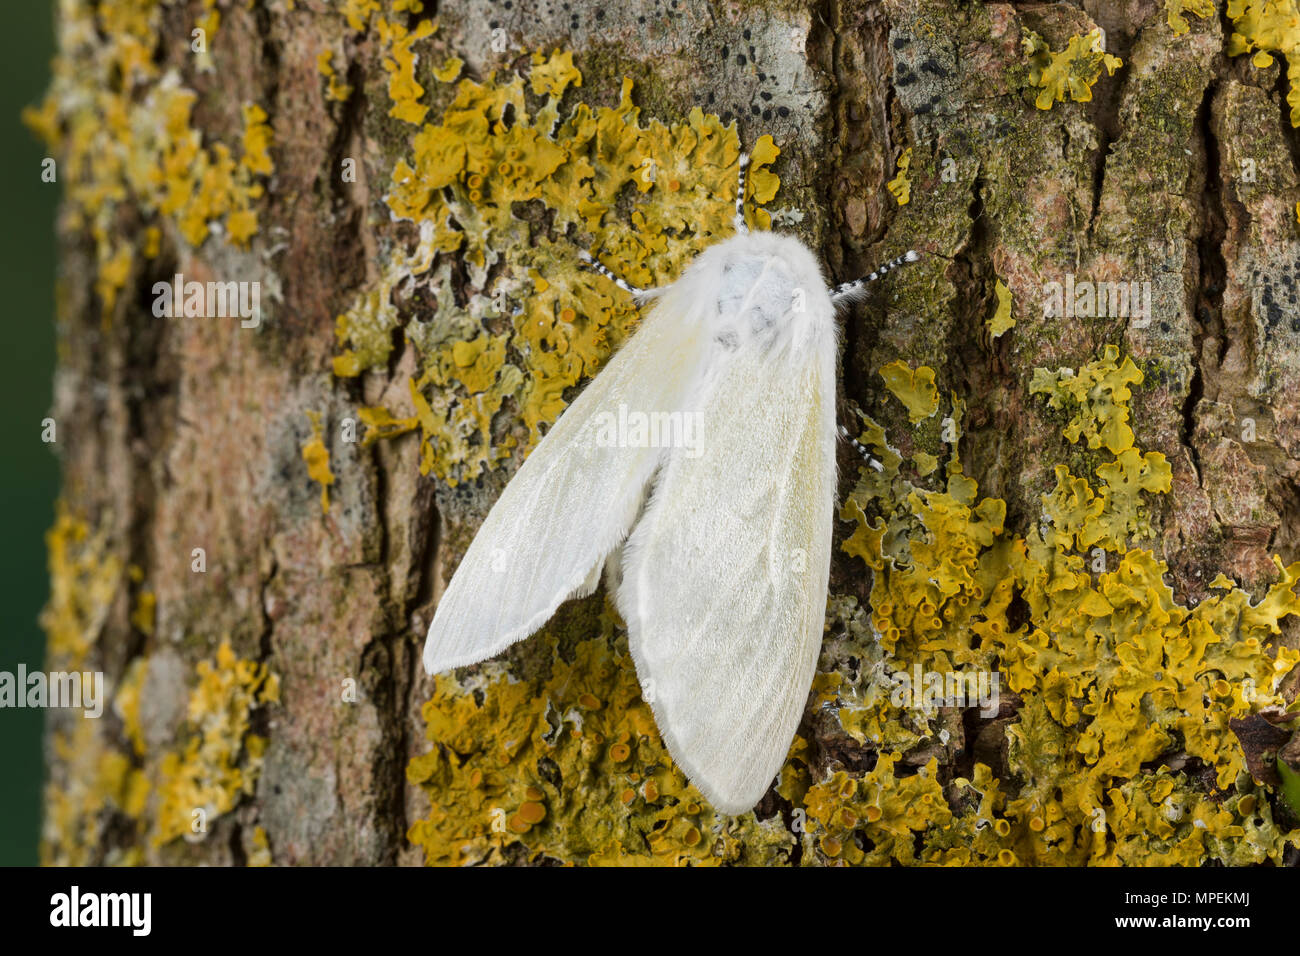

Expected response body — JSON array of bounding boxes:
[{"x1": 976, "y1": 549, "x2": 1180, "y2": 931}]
[{"x1": 32, "y1": 0, "x2": 1300, "y2": 866}]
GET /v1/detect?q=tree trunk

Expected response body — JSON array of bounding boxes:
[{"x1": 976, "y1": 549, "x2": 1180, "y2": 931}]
[{"x1": 32, "y1": 0, "x2": 1300, "y2": 866}]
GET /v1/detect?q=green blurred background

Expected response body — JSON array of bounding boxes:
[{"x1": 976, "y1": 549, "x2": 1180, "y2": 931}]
[{"x1": 1, "y1": 1, "x2": 58, "y2": 866}]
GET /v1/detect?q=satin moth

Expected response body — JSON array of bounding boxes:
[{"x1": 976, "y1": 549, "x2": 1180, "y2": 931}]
[{"x1": 423, "y1": 150, "x2": 919, "y2": 813}]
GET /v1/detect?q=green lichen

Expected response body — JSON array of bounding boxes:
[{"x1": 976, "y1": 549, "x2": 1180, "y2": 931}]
[{"x1": 1280, "y1": 758, "x2": 1300, "y2": 816}]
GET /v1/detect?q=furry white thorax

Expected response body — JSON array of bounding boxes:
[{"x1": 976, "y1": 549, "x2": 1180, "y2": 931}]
[{"x1": 666, "y1": 231, "x2": 835, "y2": 357}]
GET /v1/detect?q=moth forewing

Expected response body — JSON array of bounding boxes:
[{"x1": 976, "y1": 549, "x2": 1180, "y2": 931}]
[
  {"x1": 615, "y1": 233, "x2": 838, "y2": 813},
  {"x1": 421, "y1": 291, "x2": 705, "y2": 675}
]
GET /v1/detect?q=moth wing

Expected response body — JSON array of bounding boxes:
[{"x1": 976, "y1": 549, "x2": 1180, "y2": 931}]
[
  {"x1": 423, "y1": 296, "x2": 704, "y2": 674},
  {"x1": 618, "y1": 335, "x2": 836, "y2": 814}
]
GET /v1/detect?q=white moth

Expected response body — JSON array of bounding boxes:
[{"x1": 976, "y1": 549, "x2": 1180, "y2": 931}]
[{"x1": 423, "y1": 151, "x2": 918, "y2": 814}]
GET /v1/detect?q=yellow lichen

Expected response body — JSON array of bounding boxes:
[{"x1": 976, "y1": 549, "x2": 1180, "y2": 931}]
[
  {"x1": 39, "y1": 506, "x2": 151, "y2": 864},
  {"x1": 130, "y1": 586, "x2": 156, "y2": 637},
  {"x1": 530, "y1": 49, "x2": 582, "y2": 98},
  {"x1": 356, "y1": 402, "x2": 420, "y2": 444},
  {"x1": 21, "y1": 0, "x2": 276, "y2": 305},
  {"x1": 804, "y1": 756, "x2": 955, "y2": 864},
  {"x1": 342, "y1": 46, "x2": 779, "y2": 485},
  {"x1": 377, "y1": 17, "x2": 437, "y2": 124},
  {"x1": 115, "y1": 657, "x2": 148, "y2": 759},
  {"x1": 40, "y1": 504, "x2": 123, "y2": 670},
  {"x1": 342, "y1": 0, "x2": 382, "y2": 32},
  {"x1": 301, "y1": 411, "x2": 336, "y2": 514},
  {"x1": 988, "y1": 278, "x2": 1014, "y2": 337},
  {"x1": 886, "y1": 147, "x2": 912, "y2": 206},
  {"x1": 1166, "y1": 0, "x2": 1217, "y2": 35},
  {"x1": 1029, "y1": 344, "x2": 1143, "y2": 454},
  {"x1": 1022, "y1": 29, "x2": 1123, "y2": 110},
  {"x1": 433, "y1": 56, "x2": 463, "y2": 83},
  {"x1": 828, "y1": 348, "x2": 1300, "y2": 864},
  {"x1": 317, "y1": 49, "x2": 354, "y2": 103},
  {"x1": 44, "y1": 614, "x2": 280, "y2": 859},
  {"x1": 153, "y1": 641, "x2": 279, "y2": 847},
  {"x1": 42, "y1": 718, "x2": 149, "y2": 866},
  {"x1": 879, "y1": 360, "x2": 939, "y2": 423},
  {"x1": 1227, "y1": 1, "x2": 1300, "y2": 125},
  {"x1": 93, "y1": 243, "x2": 133, "y2": 323},
  {"x1": 240, "y1": 104, "x2": 274, "y2": 177},
  {"x1": 412, "y1": 336, "x2": 1299, "y2": 864},
  {"x1": 332, "y1": 220, "x2": 449, "y2": 378},
  {"x1": 142, "y1": 225, "x2": 161, "y2": 259},
  {"x1": 408, "y1": 613, "x2": 797, "y2": 865},
  {"x1": 246, "y1": 825, "x2": 273, "y2": 866},
  {"x1": 914, "y1": 451, "x2": 940, "y2": 476}
]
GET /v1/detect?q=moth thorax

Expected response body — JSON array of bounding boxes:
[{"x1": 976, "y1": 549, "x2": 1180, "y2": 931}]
[{"x1": 713, "y1": 254, "x2": 817, "y2": 353}]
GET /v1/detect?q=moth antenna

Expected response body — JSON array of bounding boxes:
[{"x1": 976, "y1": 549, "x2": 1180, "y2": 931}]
[
  {"x1": 830, "y1": 249, "x2": 921, "y2": 307},
  {"x1": 576, "y1": 248, "x2": 657, "y2": 302},
  {"x1": 733, "y1": 152, "x2": 750, "y2": 235},
  {"x1": 838, "y1": 424, "x2": 884, "y2": 473}
]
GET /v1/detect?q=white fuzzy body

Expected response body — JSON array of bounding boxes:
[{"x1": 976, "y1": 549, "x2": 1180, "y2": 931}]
[{"x1": 423, "y1": 230, "x2": 838, "y2": 814}]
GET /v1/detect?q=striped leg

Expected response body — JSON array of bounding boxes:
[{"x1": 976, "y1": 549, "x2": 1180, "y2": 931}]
[
  {"x1": 838, "y1": 424, "x2": 884, "y2": 473},
  {"x1": 830, "y1": 250, "x2": 921, "y2": 306},
  {"x1": 577, "y1": 249, "x2": 649, "y2": 298},
  {"x1": 733, "y1": 152, "x2": 750, "y2": 234}
]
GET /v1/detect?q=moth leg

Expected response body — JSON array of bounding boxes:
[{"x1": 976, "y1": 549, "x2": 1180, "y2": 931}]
[
  {"x1": 837, "y1": 423, "x2": 884, "y2": 473},
  {"x1": 576, "y1": 249, "x2": 657, "y2": 301},
  {"x1": 829, "y1": 249, "x2": 921, "y2": 307},
  {"x1": 733, "y1": 152, "x2": 750, "y2": 234}
]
